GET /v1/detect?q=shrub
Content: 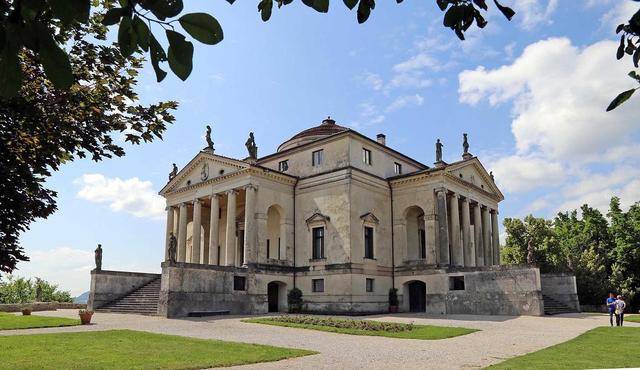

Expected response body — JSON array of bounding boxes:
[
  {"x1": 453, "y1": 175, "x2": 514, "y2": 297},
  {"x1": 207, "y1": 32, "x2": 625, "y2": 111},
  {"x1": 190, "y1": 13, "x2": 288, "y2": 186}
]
[
  {"x1": 0, "y1": 276, "x2": 72, "y2": 304},
  {"x1": 388, "y1": 288, "x2": 399, "y2": 306},
  {"x1": 287, "y1": 288, "x2": 303, "y2": 313},
  {"x1": 267, "y1": 316, "x2": 414, "y2": 333}
]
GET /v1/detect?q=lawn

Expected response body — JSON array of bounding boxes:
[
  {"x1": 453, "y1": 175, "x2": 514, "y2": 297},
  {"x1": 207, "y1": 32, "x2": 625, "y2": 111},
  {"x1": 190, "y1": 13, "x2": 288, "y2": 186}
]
[
  {"x1": 489, "y1": 326, "x2": 640, "y2": 369},
  {"x1": 626, "y1": 314, "x2": 640, "y2": 323},
  {"x1": 243, "y1": 316, "x2": 477, "y2": 340},
  {"x1": 0, "y1": 329, "x2": 316, "y2": 369},
  {"x1": 0, "y1": 312, "x2": 80, "y2": 330}
]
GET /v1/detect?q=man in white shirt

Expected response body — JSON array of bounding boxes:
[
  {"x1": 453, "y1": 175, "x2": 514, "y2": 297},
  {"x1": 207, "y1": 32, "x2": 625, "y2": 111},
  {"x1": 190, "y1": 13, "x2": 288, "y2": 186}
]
[{"x1": 615, "y1": 295, "x2": 626, "y2": 327}]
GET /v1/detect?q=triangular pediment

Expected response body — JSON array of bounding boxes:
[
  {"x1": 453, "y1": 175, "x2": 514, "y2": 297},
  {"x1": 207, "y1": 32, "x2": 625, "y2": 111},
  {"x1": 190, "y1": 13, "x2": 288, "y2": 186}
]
[
  {"x1": 159, "y1": 151, "x2": 248, "y2": 195},
  {"x1": 360, "y1": 212, "x2": 380, "y2": 225},
  {"x1": 305, "y1": 212, "x2": 330, "y2": 225},
  {"x1": 446, "y1": 158, "x2": 504, "y2": 200}
]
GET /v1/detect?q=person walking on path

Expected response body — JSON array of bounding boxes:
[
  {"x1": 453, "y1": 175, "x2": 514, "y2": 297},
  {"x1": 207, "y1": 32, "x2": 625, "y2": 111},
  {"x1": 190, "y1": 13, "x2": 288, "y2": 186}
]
[
  {"x1": 615, "y1": 295, "x2": 626, "y2": 327},
  {"x1": 606, "y1": 293, "x2": 617, "y2": 327}
]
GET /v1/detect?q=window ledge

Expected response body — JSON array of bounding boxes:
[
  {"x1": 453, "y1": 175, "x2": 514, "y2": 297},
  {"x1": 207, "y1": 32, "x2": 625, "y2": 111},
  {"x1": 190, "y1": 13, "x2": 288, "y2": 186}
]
[{"x1": 309, "y1": 258, "x2": 326, "y2": 263}]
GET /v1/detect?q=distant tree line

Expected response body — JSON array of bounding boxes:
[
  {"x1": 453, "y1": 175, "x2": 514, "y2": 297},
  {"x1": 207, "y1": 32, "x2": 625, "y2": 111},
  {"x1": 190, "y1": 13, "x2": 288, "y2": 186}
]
[
  {"x1": 0, "y1": 276, "x2": 72, "y2": 304},
  {"x1": 502, "y1": 197, "x2": 640, "y2": 311}
]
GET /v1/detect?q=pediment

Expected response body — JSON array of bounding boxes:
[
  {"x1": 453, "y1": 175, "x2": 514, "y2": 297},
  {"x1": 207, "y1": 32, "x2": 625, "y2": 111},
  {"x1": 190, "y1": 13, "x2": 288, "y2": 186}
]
[
  {"x1": 446, "y1": 158, "x2": 503, "y2": 200},
  {"x1": 305, "y1": 211, "x2": 330, "y2": 225},
  {"x1": 159, "y1": 151, "x2": 248, "y2": 195},
  {"x1": 360, "y1": 212, "x2": 380, "y2": 225}
]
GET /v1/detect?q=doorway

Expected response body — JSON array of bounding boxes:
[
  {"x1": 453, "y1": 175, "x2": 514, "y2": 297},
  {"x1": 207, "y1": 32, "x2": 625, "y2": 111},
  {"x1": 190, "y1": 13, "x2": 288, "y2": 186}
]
[
  {"x1": 267, "y1": 282, "x2": 279, "y2": 312},
  {"x1": 408, "y1": 281, "x2": 426, "y2": 312}
]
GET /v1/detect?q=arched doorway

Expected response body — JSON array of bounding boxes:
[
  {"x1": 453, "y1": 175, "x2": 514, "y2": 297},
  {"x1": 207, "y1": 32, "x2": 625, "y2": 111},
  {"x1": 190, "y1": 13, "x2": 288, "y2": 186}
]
[
  {"x1": 267, "y1": 281, "x2": 287, "y2": 312},
  {"x1": 407, "y1": 281, "x2": 426, "y2": 312},
  {"x1": 404, "y1": 206, "x2": 426, "y2": 261}
]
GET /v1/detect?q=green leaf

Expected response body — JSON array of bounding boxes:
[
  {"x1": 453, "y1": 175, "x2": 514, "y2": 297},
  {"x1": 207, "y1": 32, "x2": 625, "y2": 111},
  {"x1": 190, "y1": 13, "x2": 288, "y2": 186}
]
[
  {"x1": 49, "y1": 0, "x2": 91, "y2": 24},
  {"x1": 302, "y1": 0, "x2": 328, "y2": 12},
  {"x1": 118, "y1": 16, "x2": 137, "y2": 57},
  {"x1": 617, "y1": 35, "x2": 625, "y2": 60},
  {"x1": 149, "y1": 33, "x2": 168, "y2": 82},
  {"x1": 606, "y1": 88, "x2": 636, "y2": 112},
  {"x1": 102, "y1": 8, "x2": 126, "y2": 26},
  {"x1": 142, "y1": 0, "x2": 184, "y2": 21},
  {"x1": 132, "y1": 16, "x2": 150, "y2": 51},
  {"x1": 258, "y1": 0, "x2": 273, "y2": 22},
  {"x1": 357, "y1": 0, "x2": 371, "y2": 23},
  {"x1": 343, "y1": 0, "x2": 358, "y2": 10},
  {"x1": 493, "y1": 0, "x2": 515, "y2": 21},
  {"x1": 166, "y1": 30, "x2": 193, "y2": 81},
  {"x1": 178, "y1": 13, "x2": 224, "y2": 45},
  {"x1": 0, "y1": 40, "x2": 22, "y2": 97},
  {"x1": 37, "y1": 30, "x2": 74, "y2": 89}
]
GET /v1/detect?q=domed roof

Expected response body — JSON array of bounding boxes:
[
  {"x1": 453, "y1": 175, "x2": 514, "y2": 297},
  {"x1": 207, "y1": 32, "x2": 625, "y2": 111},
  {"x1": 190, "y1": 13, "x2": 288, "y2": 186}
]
[{"x1": 278, "y1": 117, "x2": 349, "y2": 152}]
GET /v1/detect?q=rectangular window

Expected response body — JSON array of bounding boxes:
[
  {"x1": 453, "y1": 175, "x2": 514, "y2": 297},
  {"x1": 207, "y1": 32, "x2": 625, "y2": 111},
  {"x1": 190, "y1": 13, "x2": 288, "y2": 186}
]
[
  {"x1": 233, "y1": 276, "x2": 246, "y2": 291},
  {"x1": 278, "y1": 160, "x2": 289, "y2": 172},
  {"x1": 449, "y1": 276, "x2": 465, "y2": 291},
  {"x1": 312, "y1": 150, "x2": 323, "y2": 167},
  {"x1": 267, "y1": 239, "x2": 270, "y2": 259},
  {"x1": 278, "y1": 237, "x2": 281, "y2": 260},
  {"x1": 394, "y1": 162, "x2": 402, "y2": 175},
  {"x1": 312, "y1": 227, "x2": 325, "y2": 259},
  {"x1": 366, "y1": 278, "x2": 374, "y2": 293},
  {"x1": 312, "y1": 279, "x2": 324, "y2": 293},
  {"x1": 363, "y1": 148, "x2": 372, "y2": 165},
  {"x1": 419, "y1": 229, "x2": 426, "y2": 259},
  {"x1": 364, "y1": 226, "x2": 374, "y2": 259},
  {"x1": 218, "y1": 207, "x2": 222, "y2": 219}
]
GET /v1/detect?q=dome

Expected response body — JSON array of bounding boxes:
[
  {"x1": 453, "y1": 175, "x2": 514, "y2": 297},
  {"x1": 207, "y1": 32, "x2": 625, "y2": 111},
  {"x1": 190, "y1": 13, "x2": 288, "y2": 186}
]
[{"x1": 278, "y1": 117, "x2": 349, "y2": 152}]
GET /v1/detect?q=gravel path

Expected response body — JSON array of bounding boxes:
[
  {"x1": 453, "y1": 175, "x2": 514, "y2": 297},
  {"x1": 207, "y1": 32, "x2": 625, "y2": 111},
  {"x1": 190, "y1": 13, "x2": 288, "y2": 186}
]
[{"x1": 2, "y1": 310, "x2": 636, "y2": 369}]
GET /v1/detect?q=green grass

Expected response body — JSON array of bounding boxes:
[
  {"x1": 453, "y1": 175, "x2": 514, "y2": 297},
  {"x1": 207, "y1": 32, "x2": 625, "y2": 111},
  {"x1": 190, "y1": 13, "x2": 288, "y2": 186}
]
[
  {"x1": 488, "y1": 326, "x2": 640, "y2": 369},
  {"x1": 626, "y1": 314, "x2": 640, "y2": 323},
  {"x1": 0, "y1": 329, "x2": 316, "y2": 369},
  {"x1": 0, "y1": 312, "x2": 80, "y2": 330},
  {"x1": 243, "y1": 317, "x2": 477, "y2": 340}
]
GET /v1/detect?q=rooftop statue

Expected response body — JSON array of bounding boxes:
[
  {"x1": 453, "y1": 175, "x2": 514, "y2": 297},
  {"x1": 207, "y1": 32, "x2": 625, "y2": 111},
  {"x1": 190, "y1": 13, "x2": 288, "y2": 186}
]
[
  {"x1": 205, "y1": 125, "x2": 214, "y2": 151},
  {"x1": 169, "y1": 163, "x2": 178, "y2": 180},
  {"x1": 245, "y1": 132, "x2": 258, "y2": 160},
  {"x1": 463, "y1": 133, "x2": 469, "y2": 154},
  {"x1": 435, "y1": 139, "x2": 443, "y2": 163},
  {"x1": 94, "y1": 244, "x2": 103, "y2": 271}
]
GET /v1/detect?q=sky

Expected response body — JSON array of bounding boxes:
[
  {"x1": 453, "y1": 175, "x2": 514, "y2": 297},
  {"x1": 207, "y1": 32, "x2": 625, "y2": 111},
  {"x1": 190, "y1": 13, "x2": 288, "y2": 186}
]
[{"x1": 13, "y1": 0, "x2": 640, "y2": 296}]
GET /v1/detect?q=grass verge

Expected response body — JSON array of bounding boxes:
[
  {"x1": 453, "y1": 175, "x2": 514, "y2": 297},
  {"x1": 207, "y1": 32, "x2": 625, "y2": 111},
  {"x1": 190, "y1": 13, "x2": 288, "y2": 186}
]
[
  {"x1": 243, "y1": 316, "x2": 477, "y2": 340},
  {"x1": 488, "y1": 326, "x2": 640, "y2": 369},
  {"x1": 0, "y1": 329, "x2": 316, "y2": 369},
  {"x1": 0, "y1": 312, "x2": 80, "y2": 330},
  {"x1": 626, "y1": 314, "x2": 640, "y2": 323}
]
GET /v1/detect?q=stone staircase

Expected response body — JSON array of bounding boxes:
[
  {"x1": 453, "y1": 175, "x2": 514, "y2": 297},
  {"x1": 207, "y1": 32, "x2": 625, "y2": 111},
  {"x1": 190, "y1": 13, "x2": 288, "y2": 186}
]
[
  {"x1": 97, "y1": 278, "x2": 160, "y2": 315},
  {"x1": 542, "y1": 294, "x2": 576, "y2": 315}
]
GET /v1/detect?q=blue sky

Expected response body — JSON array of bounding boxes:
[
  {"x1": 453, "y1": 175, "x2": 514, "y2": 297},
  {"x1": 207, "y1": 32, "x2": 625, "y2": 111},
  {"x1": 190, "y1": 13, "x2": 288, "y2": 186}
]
[{"x1": 15, "y1": 0, "x2": 640, "y2": 295}]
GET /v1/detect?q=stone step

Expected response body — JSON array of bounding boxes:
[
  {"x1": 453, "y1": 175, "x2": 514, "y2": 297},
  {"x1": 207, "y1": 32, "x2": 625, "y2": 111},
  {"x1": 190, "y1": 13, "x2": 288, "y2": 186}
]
[{"x1": 98, "y1": 277, "x2": 161, "y2": 315}]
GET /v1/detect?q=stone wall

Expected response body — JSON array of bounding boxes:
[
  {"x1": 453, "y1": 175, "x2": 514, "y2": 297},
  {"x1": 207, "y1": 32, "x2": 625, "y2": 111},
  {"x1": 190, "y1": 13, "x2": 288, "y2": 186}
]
[
  {"x1": 87, "y1": 269, "x2": 160, "y2": 310},
  {"x1": 0, "y1": 302, "x2": 86, "y2": 313},
  {"x1": 540, "y1": 273, "x2": 580, "y2": 311},
  {"x1": 396, "y1": 265, "x2": 545, "y2": 316}
]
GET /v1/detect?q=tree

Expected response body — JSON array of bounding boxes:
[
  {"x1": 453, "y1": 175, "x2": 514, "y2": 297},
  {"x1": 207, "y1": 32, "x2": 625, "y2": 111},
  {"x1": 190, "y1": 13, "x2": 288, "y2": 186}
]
[
  {"x1": 0, "y1": 13, "x2": 177, "y2": 273},
  {"x1": 0, "y1": 275, "x2": 72, "y2": 303},
  {"x1": 501, "y1": 215, "x2": 560, "y2": 273},
  {"x1": 0, "y1": 0, "x2": 516, "y2": 96}
]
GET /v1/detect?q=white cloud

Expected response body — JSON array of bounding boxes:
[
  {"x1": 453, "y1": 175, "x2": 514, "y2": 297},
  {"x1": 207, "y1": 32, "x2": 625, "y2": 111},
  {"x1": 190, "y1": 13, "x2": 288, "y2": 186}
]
[
  {"x1": 385, "y1": 94, "x2": 424, "y2": 112},
  {"x1": 358, "y1": 72, "x2": 384, "y2": 91},
  {"x1": 386, "y1": 72, "x2": 433, "y2": 90},
  {"x1": 459, "y1": 37, "x2": 640, "y2": 162},
  {"x1": 511, "y1": 0, "x2": 558, "y2": 30},
  {"x1": 601, "y1": 1, "x2": 639, "y2": 29},
  {"x1": 393, "y1": 53, "x2": 440, "y2": 73},
  {"x1": 75, "y1": 174, "x2": 165, "y2": 219},
  {"x1": 489, "y1": 154, "x2": 566, "y2": 193},
  {"x1": 349, "y1": 102, "x2": 385, "y2": 128},
  {"x1": 14, "y1": 247, "x2": 93, "y2": 296}
]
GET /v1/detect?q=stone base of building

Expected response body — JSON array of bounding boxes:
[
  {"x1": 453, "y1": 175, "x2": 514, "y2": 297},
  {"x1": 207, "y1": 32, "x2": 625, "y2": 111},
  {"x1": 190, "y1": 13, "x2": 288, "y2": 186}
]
[{"x1": 87, "y1": 264, "x2": 569, "y2": 318}]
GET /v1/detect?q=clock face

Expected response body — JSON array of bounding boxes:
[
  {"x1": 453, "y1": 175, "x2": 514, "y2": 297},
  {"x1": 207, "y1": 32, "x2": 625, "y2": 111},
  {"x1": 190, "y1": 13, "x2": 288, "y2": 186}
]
[{"x1": 201, "y1": 163, "x2": 209, "y2": 181}]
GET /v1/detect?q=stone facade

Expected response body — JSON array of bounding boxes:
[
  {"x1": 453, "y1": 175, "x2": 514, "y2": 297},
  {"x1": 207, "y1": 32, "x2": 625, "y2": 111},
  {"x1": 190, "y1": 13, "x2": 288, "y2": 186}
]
[{"x1": 90, "y1": 117, "x2": 550, "y2": 317}]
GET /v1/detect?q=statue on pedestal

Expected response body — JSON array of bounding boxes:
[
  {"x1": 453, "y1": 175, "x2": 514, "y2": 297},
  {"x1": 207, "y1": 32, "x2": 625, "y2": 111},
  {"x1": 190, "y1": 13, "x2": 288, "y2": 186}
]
[
  {"x1": 526, "y1": 238, "x2": 535, "y2": 265},
  {"x1": 167, "y1": 232, "x2": 177, "y2": 264},
  {"x1": 490, "y1": 171, "x2": 495, "y2": 182},
  {"x1": 169, "y1": 163, "x2": 178, "y2": 180},
  {"x1": 463, "y1": 133, "x2": 469, "y2": 154},
  {"x1": 435, "y1": 139, "x2": 443, "y2": 163},
  {"x1": 245, "y1": 132, "x2": 258, "y2": 160},
  {"x1": 94, "y1": 244, "x2": 103, "y2": 271},
  {"x1": 205, "y1": 125, "x2": 214, "y2": 152}
]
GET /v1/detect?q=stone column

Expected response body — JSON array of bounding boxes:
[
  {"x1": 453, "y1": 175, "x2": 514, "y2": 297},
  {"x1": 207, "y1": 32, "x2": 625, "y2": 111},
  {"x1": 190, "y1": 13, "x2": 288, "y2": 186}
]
[
  {"x1": 436, "y1": 188, "x2": 450, "y2": 265},
  {"x1": 473, "y1": 202, "x2": 484, "y2": 266},
  {"x1": 279, "y1": 221, "x2": 287, "y2": 260},
  {"x1": 164, "y1": 206, "x2": 175, "y2": 261},
  {"x1": 225, "y1": 189, "x2": 237, "y2": 266},
  {"x1": 243, "y1": 184, "x2": 258, "y2": 265},
  {"x1": 191, "y1": 198, "x2": 202, "y2": 264},
  {"x1": 491, "y1": 210, "x2": 500, "y2": 265},
  {"x1": 482, "y1": 206, "x2": 493, "y2": 265},
  {"x1": 461, "y1": 198, "x2": 474, "y2": 267},
  {"x1": 424, "y1": 215, "x2": 437, "y2": 264},
  {"x1": 449, "y1": 194, "x2": 463, "y2": 266},
  {"x1": 208, "y1": 194, "x2": 220, "y2": 265},
  {"x1": 177, "y1": 202, "x2": 188, "y2": 262}
]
